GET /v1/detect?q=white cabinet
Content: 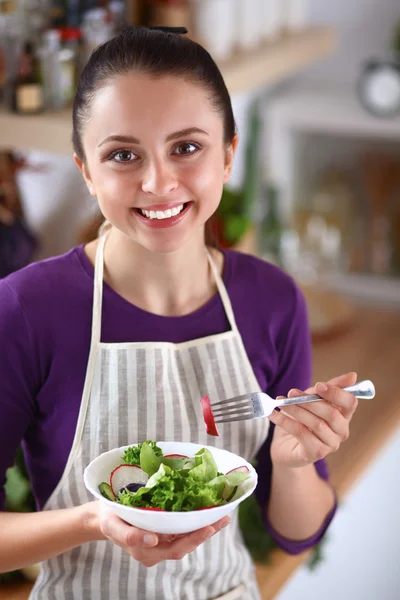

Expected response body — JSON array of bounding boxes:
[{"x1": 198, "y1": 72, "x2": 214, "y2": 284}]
[{"x1": 263, "y1": 86, "x2": 400, "y2": 305}]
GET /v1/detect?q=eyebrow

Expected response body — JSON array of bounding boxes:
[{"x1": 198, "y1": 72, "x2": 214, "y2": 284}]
[{"x1": 97, "y1": 127, "x2": 209, "y2": 148}]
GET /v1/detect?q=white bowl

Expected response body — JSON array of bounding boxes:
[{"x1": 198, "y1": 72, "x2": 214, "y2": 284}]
[{"x1": 84, "y1": 441, "x2": 257, "y2": 535}]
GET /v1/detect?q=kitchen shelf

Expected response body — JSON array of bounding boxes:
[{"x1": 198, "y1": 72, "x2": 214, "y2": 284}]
[
  {"x1": 2, "y1": 305, "x2": 399, "y2": 600},
  {"x1": 0, "y1": 27, "x2": 337, "y2": 155}
]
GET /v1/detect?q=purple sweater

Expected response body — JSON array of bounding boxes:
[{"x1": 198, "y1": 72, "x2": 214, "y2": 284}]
[{"x1": 0, "y1": 246, "x2": 336, "y2": 555}]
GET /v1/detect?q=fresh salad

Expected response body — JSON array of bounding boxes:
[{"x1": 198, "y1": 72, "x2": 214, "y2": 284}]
[{"x1": 98, "y1": 441, "x2": 251, "y2": 512}]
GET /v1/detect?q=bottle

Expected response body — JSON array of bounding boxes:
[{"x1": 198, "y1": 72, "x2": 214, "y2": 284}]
[
  {"x1": 48, "y1": 0, "x2": 68, "y2": 27},
  {"x1": 39, "y1": 29, "x2": 62, "y2": 109},
  {"x1": 12, "y1": 41, "x2": 44, "y2": 115}
]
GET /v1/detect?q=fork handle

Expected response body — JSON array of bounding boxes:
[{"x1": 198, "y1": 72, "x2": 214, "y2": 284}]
[{"x1": 277, "y1": 379, "x2": 376, "y2": 408}]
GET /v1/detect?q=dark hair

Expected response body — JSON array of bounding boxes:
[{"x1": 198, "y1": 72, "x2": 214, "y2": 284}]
[{"x1": 72, "y1": 26, "x2": 236, "y2": 160}]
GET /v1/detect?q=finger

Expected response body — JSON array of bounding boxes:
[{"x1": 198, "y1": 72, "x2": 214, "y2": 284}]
[
  {"x1": 166, "y1": 518, "x2": 230, "y2": 561},
  {"x1": 292, "y1": 372, "x2": 357, "y2": 396},
  {"x1": 158, "y1": 533, "x2": 186, "y2": 544},
  {"x1": 211, "y1": 516, "x2": 231, "y2": 532},
  {"x1": 277, "y1": 404, "x2": 346, "y2": 448},
  {"x1": 269, "y1": 409, "x2": 330, "y2": 460},
  {"x1": 281, "y1": 399, "x2": 349, "y2": 440},
  {"x1": 129, "y1": 523, "x2": 218, "y2": 567},
  {"x1": 314, "y1": 381, "x2": 358, "y2": 419},
  {"x1": 98, "y1": 509, "x2": 156, "y2": 549}
]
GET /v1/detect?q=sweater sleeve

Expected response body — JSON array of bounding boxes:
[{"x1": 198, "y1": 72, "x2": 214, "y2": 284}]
[
  {"x1": 255, "y1": 282, "x2": 337, "y2": 555},
  {"x1": 0, "y1": 280, "x2": 38, "y2": 510}
]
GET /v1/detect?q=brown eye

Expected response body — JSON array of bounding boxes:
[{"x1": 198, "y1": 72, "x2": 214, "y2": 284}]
[
  {"x1": 173, "y1": 142, "x2": 200, "y2": 156},
  {"x1": 110, "y1": 150, "x2": 137, "y2": 162}
]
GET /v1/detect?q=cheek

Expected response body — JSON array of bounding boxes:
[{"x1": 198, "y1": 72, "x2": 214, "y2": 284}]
[
  {"x1": 90, "y1": 165, "x2": 136, "y2": 208},
  {"x1": 186, "y1": 153, "x2": 225, "y2": 206}
]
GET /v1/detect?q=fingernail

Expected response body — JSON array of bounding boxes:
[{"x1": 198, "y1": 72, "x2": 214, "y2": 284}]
[
  {"x1": 143, "y1": 534, "x2": 158, "y2": 547},
  {"x1": 317, "y1": 382, "x2": 328, "y2": 393},
  {"x1": 204, "y1": 528, "x2": 215, "y2": 540}
]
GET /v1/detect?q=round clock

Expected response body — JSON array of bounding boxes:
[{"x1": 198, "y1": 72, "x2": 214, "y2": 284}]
[{"x1": 358, "y1": 59, "x2": 400, "y2": 118}]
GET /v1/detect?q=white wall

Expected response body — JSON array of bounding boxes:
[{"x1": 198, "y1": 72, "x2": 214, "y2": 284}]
[{"x1": 298, "y1": 0, "x2": 400, "y2": 86}]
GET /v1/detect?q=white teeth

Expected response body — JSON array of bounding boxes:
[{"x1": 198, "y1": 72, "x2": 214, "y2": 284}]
[{"x1": 140, "y1": 204, "x2": 185, "y2": 219}]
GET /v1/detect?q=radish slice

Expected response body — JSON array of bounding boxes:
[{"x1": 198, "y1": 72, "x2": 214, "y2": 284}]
[
  {"x1": 226, "y1": 466, "x2": 249, "y2": 475},
  {"x1": 164, "y1": 454, "x2": 189, "y2": 459},
  {"x1": 139, "y1": 507, "x2": 165, "y2": 511},
  {"x1": 200, "y1": 395, "x2": 219, "y2": 437},
  {"x1": 110, "y1": 464, "x2": 149, "y2": 496}
]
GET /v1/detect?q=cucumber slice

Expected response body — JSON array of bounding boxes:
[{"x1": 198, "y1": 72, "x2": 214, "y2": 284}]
[{"x1": 99, "y1": 482, "x2": 116, "y2": 501}]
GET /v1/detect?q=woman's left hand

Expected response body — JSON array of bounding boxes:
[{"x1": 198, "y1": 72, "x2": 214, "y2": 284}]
[{"x1": 269, "y1": 372, "x2": 358, "y2": 468}]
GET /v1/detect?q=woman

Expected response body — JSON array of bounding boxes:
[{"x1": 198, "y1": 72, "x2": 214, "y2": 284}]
[{"x1": 0, "y1": 27, "x2": 358, "y2": 600}]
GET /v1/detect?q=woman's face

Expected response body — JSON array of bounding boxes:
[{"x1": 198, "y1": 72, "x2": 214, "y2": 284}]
[{"x1": 76, "y1": 73, "x2": 237, "y2": 254}]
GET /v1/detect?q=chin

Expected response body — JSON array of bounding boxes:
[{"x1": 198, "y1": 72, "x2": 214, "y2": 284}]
[{"x1": 136, "y1": 230, "x2": 196, "y2": 255}]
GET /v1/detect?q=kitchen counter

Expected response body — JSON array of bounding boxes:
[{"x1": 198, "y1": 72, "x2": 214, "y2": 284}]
[{"x1": 1, "y1": 305, "x2": 399, "y2": 600}]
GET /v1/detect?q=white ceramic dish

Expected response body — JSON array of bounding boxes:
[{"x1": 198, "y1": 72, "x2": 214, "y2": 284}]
[{"x1": 84, "y1": 441, "x2": 257, "y2": 535}]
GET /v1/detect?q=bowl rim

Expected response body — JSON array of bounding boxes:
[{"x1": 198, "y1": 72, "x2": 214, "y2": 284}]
[{"x1": 83, "y1": 441, "x2": 258, "y2": 516}]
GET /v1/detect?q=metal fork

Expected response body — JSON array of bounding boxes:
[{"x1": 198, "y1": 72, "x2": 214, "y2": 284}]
[{"x1": 211, "y1": 380, "x2": 376, "y2": 424}]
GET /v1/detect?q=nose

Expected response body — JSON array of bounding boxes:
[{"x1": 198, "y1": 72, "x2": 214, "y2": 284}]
[{"x1": 141, "y1": 159, "x2": 178, "y2": 196}]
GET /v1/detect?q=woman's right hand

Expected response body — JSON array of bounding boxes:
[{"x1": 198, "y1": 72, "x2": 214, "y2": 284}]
[{"x1": 96, "y1": 502, "x2": 230, "y2": 567}]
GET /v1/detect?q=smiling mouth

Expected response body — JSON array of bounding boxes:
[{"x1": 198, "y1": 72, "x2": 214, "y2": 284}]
[{"x1": 136, "y1": 203, "x2": 189, "y2": 220}]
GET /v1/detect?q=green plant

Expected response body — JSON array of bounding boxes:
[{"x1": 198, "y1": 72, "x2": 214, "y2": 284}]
[
  {"x1": 215, "y1": 99, "x2": 263, "y2": 247},
  {"x1": 0, "y1": 447, "x2": 36, "y2": 584},
  {"x1": 392, "y1": 20, "x2": 400, "y2": 55},
  {"x1": 217, "y1": 186, "x2": 250, "y2": 246},
  {"x1": 4, "y1": 448, "x2": 35, "y2": 513}
]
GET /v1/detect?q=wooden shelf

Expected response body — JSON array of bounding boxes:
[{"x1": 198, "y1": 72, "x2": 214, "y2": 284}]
[
  {"x1": 2, "y1": 305, "x2": 399, "y2": 600},
  {"x1": 0, "y1": 27, "x2": 337, "y2": 155},
  {"x1": 218, "y1": 27, "x2": 336, "y2": 94}
]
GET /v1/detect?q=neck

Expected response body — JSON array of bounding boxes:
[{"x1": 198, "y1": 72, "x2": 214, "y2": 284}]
[{"x1": 101, "y1": 228, "x2": 221, "y2": 317}]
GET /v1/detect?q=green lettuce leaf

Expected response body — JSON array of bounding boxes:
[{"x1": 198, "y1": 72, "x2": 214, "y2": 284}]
[
  {"x1": 188, "y1": 448, "x2": 218, "y2": 483},
  {"x1": 208, "y1": 470, "x2": 248, "y2": 500},
  {"x1": 123, "y1": 441, "x2": 163, "y2": 467},
  {"x1": 117, "y1": 468, "x2": 224, "y2": 511},
  {"x1": 140, "y1": 441, "x2": 163, "y2": 476}
]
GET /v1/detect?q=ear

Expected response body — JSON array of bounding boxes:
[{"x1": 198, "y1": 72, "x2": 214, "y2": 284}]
[
  {"x1": 223, "y1": 134, "x2": 239, "y2": 184},
  {"x1": 73, "y1": 153, "x2": 96, "y2": 196}
]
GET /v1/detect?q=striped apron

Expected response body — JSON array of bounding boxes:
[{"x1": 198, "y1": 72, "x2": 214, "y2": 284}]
[{"x1": 29, "y1": 233, "x2": 269, "y2": 600}]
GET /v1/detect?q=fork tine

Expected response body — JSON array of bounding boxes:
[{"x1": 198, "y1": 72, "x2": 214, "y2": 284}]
[
  {"x1": 212, "y1": 403, "x2": 253, "y2": 417},
  {"x1": 214, "y1": 412, "x2": 255, "y2": 424},
  {"x1": 212, "y1": 398, "x2": 253, "y2": 412},
  {"x1": 211, "y1": 394, "x2": 252, "y2": 408}
]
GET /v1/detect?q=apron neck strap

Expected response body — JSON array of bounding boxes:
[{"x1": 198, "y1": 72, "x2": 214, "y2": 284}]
[
  {"x1": 90, "y1": 232, "x2": 107, "y2": 346},
  {"x1": 206, "y1": 248, "x2": 238, "y2": 333},
  {"x1": 90, "y1": 236, "x2": 238, "y2": 345}
]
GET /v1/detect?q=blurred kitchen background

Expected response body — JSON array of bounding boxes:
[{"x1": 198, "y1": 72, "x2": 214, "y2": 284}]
[{"x1": 0, "y1": 1, "x2": 399, "y2": 599}]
